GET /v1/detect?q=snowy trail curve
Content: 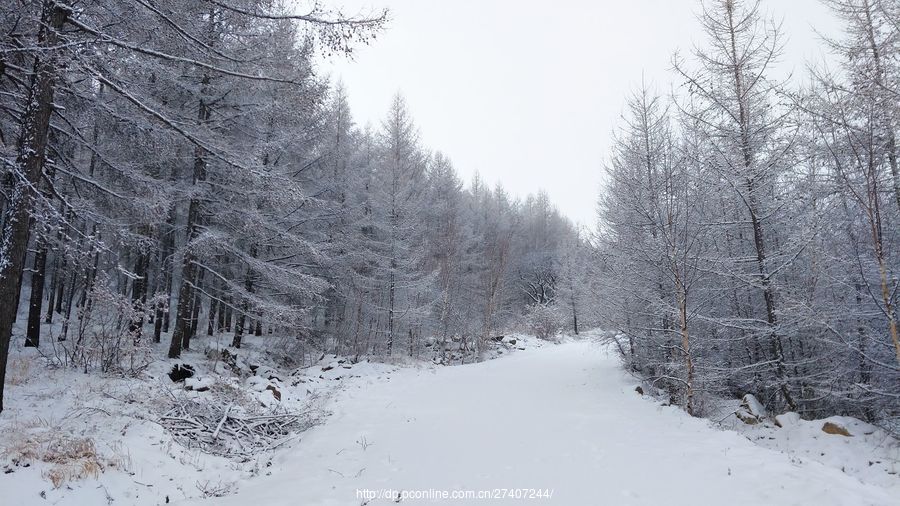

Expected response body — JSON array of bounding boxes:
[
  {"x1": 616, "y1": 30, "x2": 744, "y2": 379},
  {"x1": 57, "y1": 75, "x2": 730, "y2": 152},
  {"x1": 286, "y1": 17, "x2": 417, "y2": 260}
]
[{"x1": 191, "y1": 340, "x2": 898, "y2": 506}]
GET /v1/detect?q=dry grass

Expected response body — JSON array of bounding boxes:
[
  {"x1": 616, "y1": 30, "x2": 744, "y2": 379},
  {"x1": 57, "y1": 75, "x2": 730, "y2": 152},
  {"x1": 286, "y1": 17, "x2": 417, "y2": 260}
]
[
  {"x1": 6, "y1": 356, "x2": 33, "y2": 385},
  {"x1": 2, "y1": 425, "x2": 128, "y2": 488}
]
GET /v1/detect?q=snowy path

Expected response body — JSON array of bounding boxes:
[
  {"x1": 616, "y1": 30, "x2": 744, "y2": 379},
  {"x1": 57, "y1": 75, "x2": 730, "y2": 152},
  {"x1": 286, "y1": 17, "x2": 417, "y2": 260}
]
[{"x1": 190, "y1": 340, "x2": 898, "y2": 506}]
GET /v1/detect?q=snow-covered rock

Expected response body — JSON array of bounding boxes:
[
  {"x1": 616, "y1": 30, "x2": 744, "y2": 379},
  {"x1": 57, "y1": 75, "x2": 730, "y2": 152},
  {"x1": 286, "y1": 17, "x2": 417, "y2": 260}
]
[
  {"x1": 184, "y1": 376, "x2": 214, "y2": 392},
  {"x1": 735, "y1": 393, "x2": 767, "y2": 424},
  {"x1": 742, "y1": 393, "x2": 767, "y2": 418},
  {"x1": 774, "y1": 411, "x2": 801, "y2": 428},
  {"x1": 246, "y1": 375, "x2": 271, "y2": 392}
]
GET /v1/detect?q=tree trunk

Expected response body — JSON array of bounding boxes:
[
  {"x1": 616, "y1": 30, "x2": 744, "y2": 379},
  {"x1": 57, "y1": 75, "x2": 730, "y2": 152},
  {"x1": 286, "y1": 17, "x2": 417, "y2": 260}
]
[
  {"x1": 675, "y1": 273, "x2": 694, "y2": 416},
  {"x1": 0, "y1": 1, "x2": 68, "y2": 412},
  {"x1": 25, "y1": 238, "x2": 48, "y2": 347},
  {"x1": 232, "y1": 311, "x2": 245, "y2": 349},
  {"x1": 169, "y1": 200, "x2": 201, "y2": 359},
  {"x1": 45, "y1": 251, "x2": 59, "y2": 324},
  {"x1": 168, "y1": 66, "x2": 210, "y2": 358},
  {"x1": 185, "y1": 268, "x2": 204, "y2": 348},
  {"x1": 60, "y1": 264, "x2": 78, "y2": 341},
  {"x1": 224, "y1": 301, "x2": 232, "y2": 332},
  {"x1": 128, "y1": 238, "x2": 150, "y2": 340},
  {"x1": 232, "y1": 254, "x2": 255, "y2": 349},
  {"x1": 207, "y1": 296, "x2": 218, "y2": 336},
  {"x1": 217, "y1": 296, "x2": 226, "y2": 332}
]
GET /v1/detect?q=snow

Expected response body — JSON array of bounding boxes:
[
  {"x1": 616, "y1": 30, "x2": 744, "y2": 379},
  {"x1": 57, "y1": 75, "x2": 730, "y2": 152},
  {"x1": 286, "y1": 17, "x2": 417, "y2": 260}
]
[
  {"x1": 2, "y1": 332, "x2": 897, "y2": 505},
  {"x1": 180, "y1": 336, "x2": 897, "y2": 506},
  {"x1": 0, "y1": 333, "x2": 388, "y2": 505},
  {"x1": 725, "y1": 414, "x2": 900, "y2": 491}
]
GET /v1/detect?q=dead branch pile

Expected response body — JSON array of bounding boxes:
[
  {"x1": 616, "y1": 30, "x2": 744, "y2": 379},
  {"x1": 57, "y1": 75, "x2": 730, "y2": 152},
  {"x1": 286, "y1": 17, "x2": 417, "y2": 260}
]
[{"x1": 159, "y1": 400, "x2": 315, "y2": 459}]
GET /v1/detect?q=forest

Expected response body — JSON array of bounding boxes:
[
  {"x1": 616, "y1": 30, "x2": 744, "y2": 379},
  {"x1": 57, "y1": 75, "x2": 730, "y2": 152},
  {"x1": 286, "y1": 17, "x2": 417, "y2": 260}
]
[
  {"x1": 0, "y1": 0, "x2": 898, "y2": 431},
  {"x1": 597, "y1": 0, "x2": 900, "y2": 426},
  {"x1": 0, "y1": 0, "x2": 586, "y2": 414},
  {"x1": 1, "y1": 1, "x2": 899, "y2": 504}
]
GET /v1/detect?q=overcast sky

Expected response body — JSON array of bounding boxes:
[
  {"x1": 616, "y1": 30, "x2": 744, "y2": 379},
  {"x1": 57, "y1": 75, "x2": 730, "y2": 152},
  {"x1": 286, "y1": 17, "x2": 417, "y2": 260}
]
[{"x1": 318, "y1": 0, "x2": 841, "y2": 226}]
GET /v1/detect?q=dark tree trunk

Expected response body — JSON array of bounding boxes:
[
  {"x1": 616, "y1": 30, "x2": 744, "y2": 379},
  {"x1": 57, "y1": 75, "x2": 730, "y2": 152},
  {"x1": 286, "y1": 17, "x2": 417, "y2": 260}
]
[
  {"x1": 217, "y1": 296, "x2": 226, "y2": 332},
  {"x1": 232, "y1": 311, "x2": 245, "y2": 349},
  {"x1": 0, "y1": 1, "x2": 68, "y2": 412},
  {"x1": 128, "y1": 238, "x2": 150, "y2": 339},
  {"x1": 185, "y1": 268, "x2": 204, "y2": 348},
  {"x1": 224, "y1": 301, "x2": 232, "y2": 332},
  {"x1": 45, "y1": 251, "x2": 59, "y2": 324},
  {"x1": 169, "y1": 203, "x2": 200, "y2": 358},
  {"x1": 25, "y1": 239, "x2": 48, "y2": 347},
  {"x1": 168, "y1": 65, "x2": 210, "y2": 358},
  {"x1": 60, "y1": 263, "x2": 78, "y2": 342},
  {"x1": 232, "y1": 269, "x2": 255, "y2": 349}
]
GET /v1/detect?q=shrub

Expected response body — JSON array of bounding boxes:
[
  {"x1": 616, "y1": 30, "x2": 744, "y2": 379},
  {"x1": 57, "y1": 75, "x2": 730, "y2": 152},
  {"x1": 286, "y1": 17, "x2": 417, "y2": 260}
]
[{"x1": 525, "y1": 303, "x2": 564, "y2": 340}]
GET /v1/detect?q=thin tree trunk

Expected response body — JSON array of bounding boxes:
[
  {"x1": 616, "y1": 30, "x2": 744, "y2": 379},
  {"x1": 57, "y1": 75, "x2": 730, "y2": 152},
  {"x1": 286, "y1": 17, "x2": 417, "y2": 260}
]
[
  {"x1": 724, "y1": 1, "x2": 793, "y2": 410},
  {"x1": 217, "y1": 296, "x2": 226, "y2": 332},
  {"x1": 185, "y1": 268, "x2": 204, "y2": 348},
  {"x1": 128, "y1": 237, "x2": 150, "y2": 340},
  {"x1": 224, "y1": 301, "x2": 232, "y2": 332},
  {"x1": 45, "y1": 250, "x2": 59, "y2": 324},
  {"x1": 168, "y1": 64, "x2": 210, "y2": 358},
  {"x1": 232, "y1": 310, "x2": 246, "y2": 349},
  {"x1": 207, "y1": 295, "x2": 218, "y2": 336},
  {"x1": 232, "y1": 248, "x2": 256, "y2": 349},
  {"x1": 25, "y1": 238, "x2": 48, "y2": 347}
]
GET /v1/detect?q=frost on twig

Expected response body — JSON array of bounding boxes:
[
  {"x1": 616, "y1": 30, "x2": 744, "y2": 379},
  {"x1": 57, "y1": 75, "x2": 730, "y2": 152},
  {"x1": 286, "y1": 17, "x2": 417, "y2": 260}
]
[{"x1": 158, "y1": 399, "x2": 317, "y2": 459}]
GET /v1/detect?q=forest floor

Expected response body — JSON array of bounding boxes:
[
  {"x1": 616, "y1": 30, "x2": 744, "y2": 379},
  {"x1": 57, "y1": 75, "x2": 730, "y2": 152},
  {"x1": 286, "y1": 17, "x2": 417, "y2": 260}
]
[{"x1": 1, "y1": 331, "x2": 898, "y2": 505}]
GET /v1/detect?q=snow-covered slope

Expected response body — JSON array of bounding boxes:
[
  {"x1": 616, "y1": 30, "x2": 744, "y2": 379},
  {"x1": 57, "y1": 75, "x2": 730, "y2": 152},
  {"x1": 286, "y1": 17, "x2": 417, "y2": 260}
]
[{"x1": 182, "y1": 339, "x2": 899, "y2": 506}]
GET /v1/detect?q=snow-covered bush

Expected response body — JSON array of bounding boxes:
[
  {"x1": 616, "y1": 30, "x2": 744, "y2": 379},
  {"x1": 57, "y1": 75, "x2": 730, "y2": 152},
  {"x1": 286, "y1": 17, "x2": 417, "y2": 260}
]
[
  {"x1": 524, "y1": 303, "x2": 564, "y2": 340},
  {"x1": 53, "y1": 275, "x2": 151, "y2": 375}
]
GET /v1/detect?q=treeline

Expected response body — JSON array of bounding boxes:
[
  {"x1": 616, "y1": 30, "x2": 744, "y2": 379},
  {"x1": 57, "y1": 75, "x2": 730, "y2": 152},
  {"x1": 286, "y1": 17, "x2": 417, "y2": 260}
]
[
  {"x1": 0, "y1": 1, "x2": 585, "y2": 412},
  {"x1": 596, "y1": 0, "x2": 900, "y2": 426}
]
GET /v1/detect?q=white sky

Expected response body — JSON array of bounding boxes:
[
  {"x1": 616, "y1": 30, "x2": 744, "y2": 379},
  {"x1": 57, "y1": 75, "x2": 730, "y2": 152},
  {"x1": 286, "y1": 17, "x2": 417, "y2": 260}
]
[{"x1": 317, "y1": 0, "x2": 841, "y2": 226}]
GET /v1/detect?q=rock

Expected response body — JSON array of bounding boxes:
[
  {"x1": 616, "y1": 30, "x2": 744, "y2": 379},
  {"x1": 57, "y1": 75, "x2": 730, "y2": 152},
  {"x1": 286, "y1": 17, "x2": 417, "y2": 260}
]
[
  {"x1": 221, "y1": 348, "x2": 238, "y2": 368},
  {"x1": 507, "y1": 338, "x2": 517, "y2": 345},
  {"x1": 822, "y1": 421, "x2": 852, "y2": 437},
  {"x1": 185, "y1": 377, "x2": 213, "y2": 392},
  {"x1": 740, "y1": 394, "x2": 767, "y2": 418},
  {"x1": 168, "y1": 363, "x2": 195, "y2": 383},
  {"x1": 635, "y1": 386, "x2": 644, "y2": 395},
  {"x1": 265, "y1": 384, "x2": 281, "y2": 401},
  {"x1": 774, "y1": 412, "x2": 801, "y2": 428},
  {"x1": 321, "y1": 362, "x2": 338, "y2": 372},
  {"x1": 246, "y1": 375, "x2": 270, "y2": 392},
  {"x1": 734, "y1": 409, "x2": 759, "y2": 425},
  {"x1": 733, "y1": 394, "x2": 768, "y2": 425},
  {"x1": 255, "y1": 365, "x2": 281, "y2": 381}
]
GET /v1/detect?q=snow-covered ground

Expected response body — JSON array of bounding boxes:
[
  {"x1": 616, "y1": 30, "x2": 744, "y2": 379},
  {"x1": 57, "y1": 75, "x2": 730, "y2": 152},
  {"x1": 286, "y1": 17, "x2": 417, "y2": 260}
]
[
  {"x1": 186, "y1": 336, "x2": 896, "y2": 506},
  {"x1": 2, "y1": 332, "x2": 898, "y2": 505}
]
